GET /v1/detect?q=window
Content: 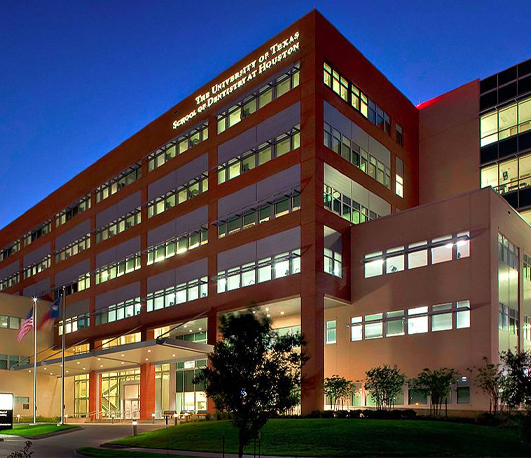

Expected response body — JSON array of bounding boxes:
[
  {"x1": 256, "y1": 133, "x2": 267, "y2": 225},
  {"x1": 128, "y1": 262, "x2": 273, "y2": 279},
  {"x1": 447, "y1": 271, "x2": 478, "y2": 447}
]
[
  {"x1": 324, "y1": 184, "x2": 382, "y2": 225},
  {"x1": 95, "y1": 252, "x2": 141, "y2": 285},
  {"x1": 324, "y1": 248, "x2": 342, "y2": 278},
  {"x1": 323, "y1": 62, "x2": 398, "y2": 142},
  {"x1": 350, "y1": 317, "x2": 362, "y2": 341},
  {"x1": 480, "y1": 95, "x2": 531, "y2": 146},
  {"x1": 364, "y1": 252, "x2": 384, "y2": 278},
  {"x1": 23, "y1": 255, "x2": 51, "y2": 279},
  {"x1": 96, "y1": 208, "x2": 142, "y2": 243},
  {"x1": 481, "y1": 152, "x2": 531, "y2": 195},
  {"x1": 95, "y1": 298, "x2": 141, "y2": 326},
  {"x1": 396, "y1": 124, "x2": 403, "y2": 146},
  {"x1": 431, "y1": 235, "x2": 453, "y2": 264},
  {"x1": 364, "y1": 314, "x2": 383, "y2": 339},
  {"x1": 431, "y1": 303, "x2": 452, "y2": 331},
  {"x1": 217, "y1": 191, "x2": 300, "y2": 238},
  {"x1": 456, "y1": 231, "x2": 470, "y2": 259},
  {"x1": 386, "y1": 247, "x2": 404, "y2": 274},
  {"x1": 456, "y1": 300, "x2": 471, "y2": 329},
  {"x1": 385, "y1": 310, "x2": 405, "y2": 336},
  {"x1": 0, "y1": 240, "x2": 20, "y2": 263},
  {"x1": 324, "y1": 122, "x2": 391, "y2": 189},
  {"x1": 56, "y1": 194, "x2": 91, "y2": 228},
  {"x1": 396, "y1": 157, "x2": 404, "y2": 198},
  {"x1": 23, "y1": 221, "x2": 52, "y2": 247},
  {"x1": 217, "y1": 63, "x2": 300, "y2": 133},
  {"x1": 148, "y1": 121, "x2": 208, "y2": 172},
  {"x1": 407, "y1": 307, "x2": 428, "y2": 334},
  {"x1": 0, "y1": 315, "x2": 21, "y2": 330},
  {"x1": 0, "y1": 273, "x2": 20, "y2": 292},
  {"x1": 326, "y1": 320, "x2": 337, "y2": 344},
  {"x1": 96, "y1": 164, "x2": 141, "y2": 202},
  {"x1": 407, "y1": 241, "x2": 428, "y2": 269},
  {"x1": 147, "y1": 227, "x2": 208, "y2": 265},
  {"x1": 148, "y1": 173, "x2": 208, "y2": 218},
  {"x1": 55, "y1": 234, "x2": 91, "y2": 263}
]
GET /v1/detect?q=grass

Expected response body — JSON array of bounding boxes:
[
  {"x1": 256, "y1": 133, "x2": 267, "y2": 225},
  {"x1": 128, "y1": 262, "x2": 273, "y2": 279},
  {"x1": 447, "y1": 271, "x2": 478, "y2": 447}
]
[
  {"x1": 108, "y1": 418, "x2": 531, "y2": 457},
  {"x1": 78, "y1": 447, "x2": 199, "y2": 458},
  {"x1": 1, "y1": 423, "x2": 77, "y2": 437}
]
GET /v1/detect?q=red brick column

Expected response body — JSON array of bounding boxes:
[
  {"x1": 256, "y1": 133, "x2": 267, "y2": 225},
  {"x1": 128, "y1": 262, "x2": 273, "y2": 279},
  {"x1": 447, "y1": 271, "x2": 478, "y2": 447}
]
[
  {"x1": 206, "y1": 308, "x2": 218, "y2": 414},
  {"x1": 88, "y1": 371, "x2": 99, "y2": 420},
  {"x1": 140, "y1": 362, "x2": 155, "y2": 420}
]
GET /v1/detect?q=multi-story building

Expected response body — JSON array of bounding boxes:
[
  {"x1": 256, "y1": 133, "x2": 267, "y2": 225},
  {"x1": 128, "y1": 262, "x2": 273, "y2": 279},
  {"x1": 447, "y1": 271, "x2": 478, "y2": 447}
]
[{"x1": 1, "y1": 10, "x2": 531, "y2": 418}]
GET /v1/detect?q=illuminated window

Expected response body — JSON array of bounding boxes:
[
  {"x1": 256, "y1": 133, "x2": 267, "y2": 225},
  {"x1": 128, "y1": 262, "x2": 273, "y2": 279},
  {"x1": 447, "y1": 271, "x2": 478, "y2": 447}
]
[{"x1": 326, "y1": 320, "x2": 337, "y2": 344}]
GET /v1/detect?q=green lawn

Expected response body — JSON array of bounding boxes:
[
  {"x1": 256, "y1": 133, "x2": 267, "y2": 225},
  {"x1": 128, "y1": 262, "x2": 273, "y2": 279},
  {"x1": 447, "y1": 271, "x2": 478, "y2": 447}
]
[
  {"x1": 1, "y1": 424, "x2": 77, "y2": 437},
  {"x1": 108, "y1": 418, "x2": 531, "y2": 457},
  {"x1": 78, "y1": 447, "x2": 199, "y2": 458}
]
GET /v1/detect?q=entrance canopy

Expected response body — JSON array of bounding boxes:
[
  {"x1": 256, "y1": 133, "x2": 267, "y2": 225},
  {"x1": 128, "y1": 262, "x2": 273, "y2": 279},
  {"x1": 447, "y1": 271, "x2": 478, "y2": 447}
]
[{"x1": 14, "y1": 338, "x2": 213, "y2": 377}]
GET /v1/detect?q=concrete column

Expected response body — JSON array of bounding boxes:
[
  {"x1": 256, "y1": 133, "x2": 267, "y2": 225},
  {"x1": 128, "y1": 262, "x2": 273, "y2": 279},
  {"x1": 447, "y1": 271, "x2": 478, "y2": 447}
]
[
  {"x1": 140, "y1": 362, "x2": 155, "y2": 420},
  {"x1": 206, "y1": 309, "x2": 218, "y2": 414}
]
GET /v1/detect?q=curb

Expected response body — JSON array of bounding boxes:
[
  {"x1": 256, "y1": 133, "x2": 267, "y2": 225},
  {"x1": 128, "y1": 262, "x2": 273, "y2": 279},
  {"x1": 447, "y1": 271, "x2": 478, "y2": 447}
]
[{"x1": 20, "y1": 425, "x2": 82, "y2": 440}]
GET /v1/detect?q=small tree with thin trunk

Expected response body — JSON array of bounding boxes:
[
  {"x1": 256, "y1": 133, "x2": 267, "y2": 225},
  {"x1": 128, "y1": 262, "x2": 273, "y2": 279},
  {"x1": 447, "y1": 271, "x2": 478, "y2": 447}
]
[
  {"x1": 324, "y1": 375, "x2": 354, "y2": 410},
  {"x1": 194, "y1": 310, "x2": 307, "y2": 458},
  {"x1": 410, "y1": 368, "x2": 458, "y2": 416},
  {"x1": 364, "y1": 365, "x2": 406, "y2": 410},
  {"x1": 469, "y1": 357, "x2": 502, "y2": 413},
  {"x1": 499, "y1": 350, "x2": 531, "y2": 409}
]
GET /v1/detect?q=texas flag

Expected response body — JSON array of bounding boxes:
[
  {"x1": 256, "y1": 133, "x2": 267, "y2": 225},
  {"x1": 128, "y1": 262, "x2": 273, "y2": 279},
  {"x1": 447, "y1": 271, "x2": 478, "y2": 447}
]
[{"x1": 38, "y1": 296, "x2": 61, "y2": 330}]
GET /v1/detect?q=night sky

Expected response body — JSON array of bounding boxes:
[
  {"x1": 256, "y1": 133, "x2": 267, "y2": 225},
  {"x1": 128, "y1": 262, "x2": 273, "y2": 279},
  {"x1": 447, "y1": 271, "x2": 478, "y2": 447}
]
[{"x1": 1, "y1": 0, "x2": 530, "y2": 230}]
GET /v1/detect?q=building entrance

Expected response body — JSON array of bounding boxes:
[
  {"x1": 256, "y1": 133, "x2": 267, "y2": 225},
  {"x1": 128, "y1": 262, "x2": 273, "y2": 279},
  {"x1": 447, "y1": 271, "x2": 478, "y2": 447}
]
[{"x1": 122, "y1": 382, "x2": 140, "y2": 419}]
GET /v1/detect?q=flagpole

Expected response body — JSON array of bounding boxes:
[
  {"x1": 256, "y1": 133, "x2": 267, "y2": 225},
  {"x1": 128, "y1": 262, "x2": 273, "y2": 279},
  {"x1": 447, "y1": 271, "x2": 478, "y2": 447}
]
[
  {"x1": 32, "y1": 297, "x2": 37, "y2": 425},
  {"x1": 60, "y1": 287, "x2": 66, "y2": 425}
]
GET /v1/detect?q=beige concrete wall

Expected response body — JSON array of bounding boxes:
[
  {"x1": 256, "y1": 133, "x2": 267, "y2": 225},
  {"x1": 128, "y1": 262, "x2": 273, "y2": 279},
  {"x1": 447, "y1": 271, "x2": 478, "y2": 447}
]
[
  {"x1": 0, "y1": 293, "x2": 75, "y2": 418},
  {"x1": 419, "y1": 81, "x2": 480, "y2": 205},
  {"x1": 328, "y1": 188, "x2": 499, "y2": 410}
]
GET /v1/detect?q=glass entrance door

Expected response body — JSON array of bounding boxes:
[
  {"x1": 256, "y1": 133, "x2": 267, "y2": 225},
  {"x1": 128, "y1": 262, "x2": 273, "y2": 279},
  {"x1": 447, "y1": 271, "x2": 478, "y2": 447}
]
[{"x1": 122, "y1": 382, "x2": 140, "y2": 419}]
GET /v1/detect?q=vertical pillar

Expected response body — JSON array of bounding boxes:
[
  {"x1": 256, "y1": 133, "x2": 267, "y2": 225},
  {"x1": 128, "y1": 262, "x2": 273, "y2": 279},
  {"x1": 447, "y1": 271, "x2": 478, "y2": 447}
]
[
  {"x1": 88, "y1": 371, "x2": 99, "y2": 421},
  {"x1": 140, "y1": 362, "x2": 155, "y2": 420},
  {"x1": 169, "y1": 363, "x2": 177, "y2": 412}
]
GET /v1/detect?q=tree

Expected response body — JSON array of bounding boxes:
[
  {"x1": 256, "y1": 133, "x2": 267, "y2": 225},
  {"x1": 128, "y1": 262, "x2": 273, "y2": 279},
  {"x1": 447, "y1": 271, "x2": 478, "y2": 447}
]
[
  {"x1": 324, "y1": 375, "x2": 354, "y2": 410},
  {"x1": 499, "y1": 350, "x2": 531, "y2": 409},
  {"x1": 364, "y1": 365, "x2": 406, "y2": 410},
  {"x1": 469, "y1": 357, "x2": 502, "y2": 413},
  {"x1": 410, "y1": 368, "x2": 458, "y2": 416},
  {"x1": 194, "y1": 310, "x2": 307, "y2": 458}
]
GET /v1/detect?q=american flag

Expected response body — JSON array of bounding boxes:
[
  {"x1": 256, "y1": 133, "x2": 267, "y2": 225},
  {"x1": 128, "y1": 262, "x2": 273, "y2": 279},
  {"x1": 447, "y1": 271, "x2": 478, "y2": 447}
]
[{"x1": 17, "y1": 307, "x2": 33, "y2": 342}]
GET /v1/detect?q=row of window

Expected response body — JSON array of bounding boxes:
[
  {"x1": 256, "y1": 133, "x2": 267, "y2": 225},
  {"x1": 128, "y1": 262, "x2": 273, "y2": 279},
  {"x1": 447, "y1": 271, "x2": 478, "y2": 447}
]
[
  {"x1": 216, "y1": 249, "x2": 301, "y2": 293},
  {"x1": 324, "y1": 185, "x2": 381, "y2": 224},
  {"x1": 96, "y1": 208, "x2": 142, "y2": 244},
  {"x1": 147, "y1": 173, "x2": 208, "y2": 219},
  {"x1": 499, "y1": 303, "x2": 519, "y2": 335},
  {"x1": 0, "y1": 314, "x2": 22, "y2": 330},
  {"x1": 23, "y1": 255, "x2": 51, "y2": 280},
  {"x1": 148, "y1": 122, "x2": 209, "y2": 172},
  {"x1": 101, "y1": 333, "x2": 141, "y2": 349},
  {"x1": 480, "y1": 96, "x2": 531, "y2": 146},
  {"x1": 146, "y1": 277, "x2": 208, "y2": 313},
  {"x1": 95, "y1": 252, "x2": 141, "y2": 285},
  {"x1": 55, "y1": 234, "x2": 91, "y2": 264},
  {"x1": 96, "y1": 164, "x2": 142, "y2": 203},
  {"x1": 324, "y1": 248, "x2": 342, "y2": 278},
  {"x1": 23, "y1": 221, "x2": 51, "y2": 248},
  {"x1": 218, "y1": 125, "x2": 300, "y2": 185},
  {"x1": 0, "y1": 240, "x2": 20, "y2": 263},
  {"x1": 56, "y1": 194, "x2": 91, "y2": 228},
  {"x1": 58, "y1": 313, "x2": 90, "y2": 335},
  {"x1": 217, "y1": 63, "x2": 300, "y2": 134},
  {"x1": 0, "y1": 273, "x2": 19, "y2": 292},
  {"x1": 147, "y1": 227, "x2": 208, "y2": 266},
  {"x1": 95, "y1": 298, "x2": 142, "y2": 326},
  {"x1": 326, "y1": 301, "x2": 471, "y2": 344},
  {"x1": 0, "y1": 354, "x2": 29, "y2": 370},
  {"x1": 498, "y1": 233, "x2": 519, "y2": 270},
  {"x1": 481, "y1": 151, "x2": 531, "y2": 195},
  {"x1": 217, "y1": 191, "x2": 300, "y2": 238},
  {"x1": 55, "y1": 272, "x2": 91, "y2": 299},
  {"x1": 323, "y1": 62, "x2": 403, "y2": 145},
  {"x1": 324, "y1": 122, "x2": 391, "y2": 189},
  {"x1": 364, "y1": 232, "x2": 470, "y2": 278}
]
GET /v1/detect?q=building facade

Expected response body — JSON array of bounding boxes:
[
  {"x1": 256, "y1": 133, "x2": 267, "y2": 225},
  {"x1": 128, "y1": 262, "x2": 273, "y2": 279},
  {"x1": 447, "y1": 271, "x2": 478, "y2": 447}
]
[{"x1": 1, "y1": 10, "x2": 531, "y2": 418}]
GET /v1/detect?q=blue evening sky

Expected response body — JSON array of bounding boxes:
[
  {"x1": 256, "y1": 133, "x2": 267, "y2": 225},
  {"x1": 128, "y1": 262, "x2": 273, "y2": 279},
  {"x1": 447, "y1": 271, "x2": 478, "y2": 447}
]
[{"x1": 1, "y1": 0, "x2": 530, "y2": 230}]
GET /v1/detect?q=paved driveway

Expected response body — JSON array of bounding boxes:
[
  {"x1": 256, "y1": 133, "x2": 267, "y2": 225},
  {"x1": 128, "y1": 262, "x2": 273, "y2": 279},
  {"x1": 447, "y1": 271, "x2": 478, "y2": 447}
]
[{"x1": 0, "y1": 423, "x2": 161, "y2": 458}]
